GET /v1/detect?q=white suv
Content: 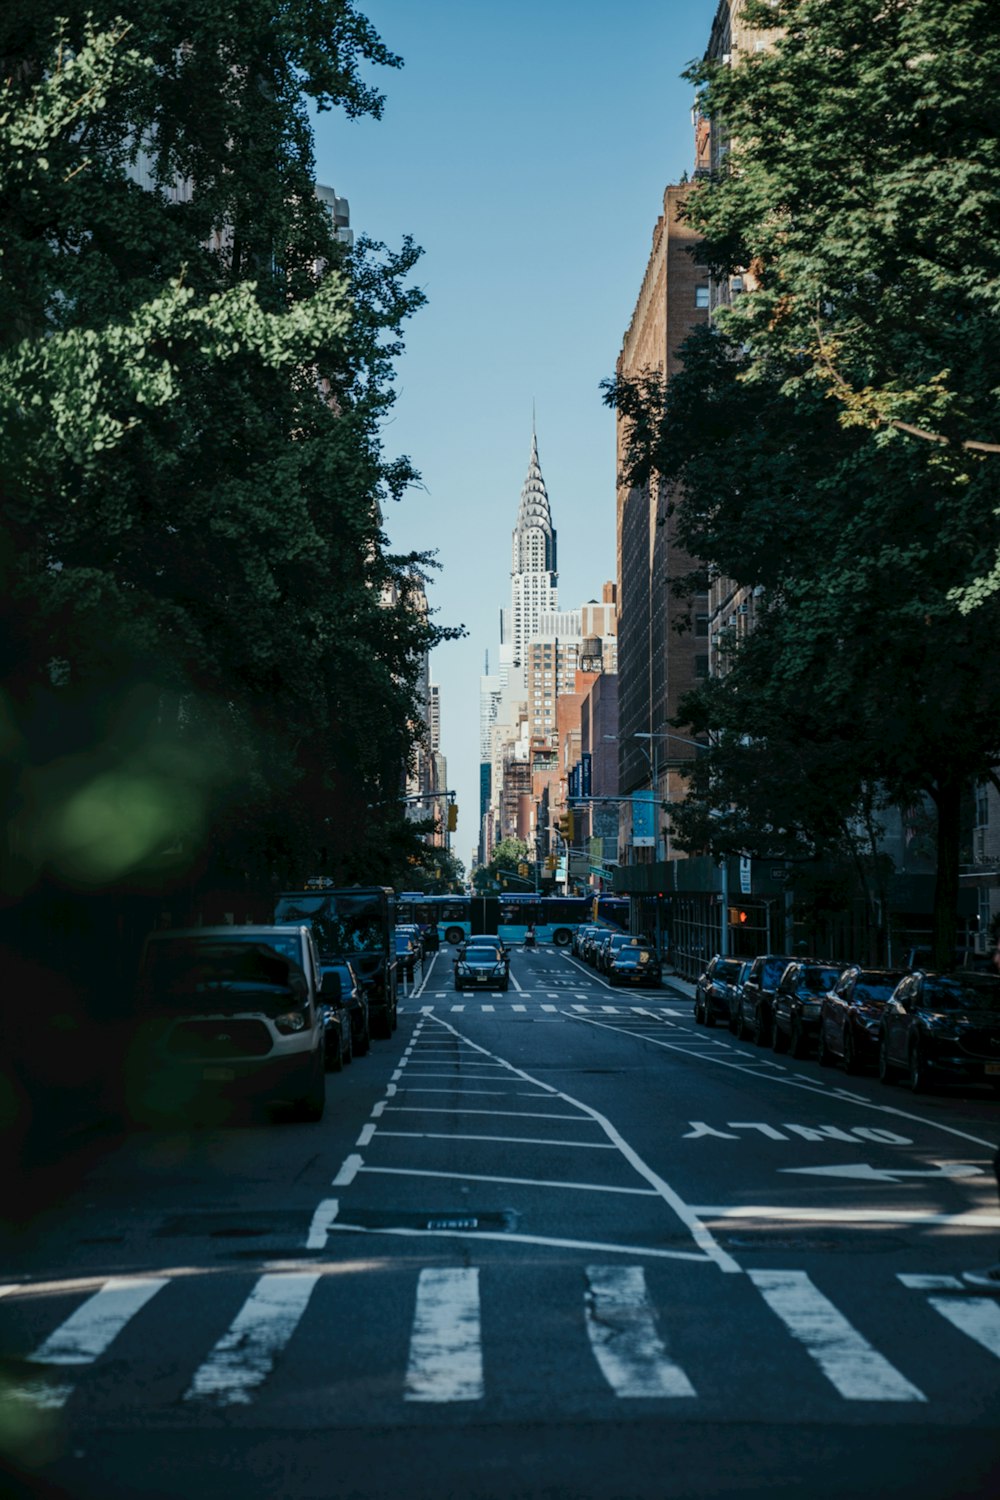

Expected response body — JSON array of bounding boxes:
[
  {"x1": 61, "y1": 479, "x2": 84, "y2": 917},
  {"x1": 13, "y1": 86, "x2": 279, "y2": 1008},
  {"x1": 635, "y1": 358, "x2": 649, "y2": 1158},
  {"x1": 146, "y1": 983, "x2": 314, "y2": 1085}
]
[{"x1": 136, "y1": 925, "x2": 327, "y2": 1122}]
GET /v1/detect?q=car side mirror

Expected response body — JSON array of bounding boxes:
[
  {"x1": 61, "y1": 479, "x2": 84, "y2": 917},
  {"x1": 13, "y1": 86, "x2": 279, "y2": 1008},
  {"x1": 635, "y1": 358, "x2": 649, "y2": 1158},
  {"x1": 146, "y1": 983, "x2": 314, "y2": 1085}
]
[{"x1": 321, "y1": 971, "x2": 342, "y2": 1000}]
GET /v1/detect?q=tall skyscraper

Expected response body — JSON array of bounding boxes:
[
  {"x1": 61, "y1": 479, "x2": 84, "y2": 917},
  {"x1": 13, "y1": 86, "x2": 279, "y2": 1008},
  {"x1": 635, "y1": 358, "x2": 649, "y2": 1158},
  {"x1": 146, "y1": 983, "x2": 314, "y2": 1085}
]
[{"x1": 510, "y1": 427, "x2": 558, "y2": 678}]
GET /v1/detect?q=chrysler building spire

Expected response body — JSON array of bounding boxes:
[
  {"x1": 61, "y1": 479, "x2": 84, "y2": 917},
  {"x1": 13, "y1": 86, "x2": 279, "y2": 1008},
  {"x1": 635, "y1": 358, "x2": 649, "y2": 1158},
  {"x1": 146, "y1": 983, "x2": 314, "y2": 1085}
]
[{"x1": 510, "y1": 425, "x2": 558, "y2": 671}]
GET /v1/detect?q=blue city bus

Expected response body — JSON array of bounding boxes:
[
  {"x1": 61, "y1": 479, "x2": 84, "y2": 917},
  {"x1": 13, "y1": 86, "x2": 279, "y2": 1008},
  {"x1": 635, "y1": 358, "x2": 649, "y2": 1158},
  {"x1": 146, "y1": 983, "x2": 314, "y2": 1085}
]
[
  {"x1": 395, "y1": 894, "x2": 472, "y2": 947},
  {"x1": 496, "y1": 894, "x2": 628, "y2": 947}
]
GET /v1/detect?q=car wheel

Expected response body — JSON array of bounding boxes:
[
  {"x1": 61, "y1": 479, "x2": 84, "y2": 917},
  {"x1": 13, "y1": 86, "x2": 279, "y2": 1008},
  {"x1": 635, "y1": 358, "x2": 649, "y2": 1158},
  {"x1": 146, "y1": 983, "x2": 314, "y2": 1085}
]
[
  {"x1": 694, "y1": 997, "x2": 704, "y2": 1024},
  {"x1": 771, "y1": 1018, "x2": 789, "y2": 1053},
  {"x1": 878, "y1": 1032, "x2": 895, "y2": 1084},
  {"x1": 356, "y1": 1020, "x2": 370, "y2": 1056},
  {"x1": 704, "y1": 1006, "x2": 716, "y2": 1029},
  {"x1": 817, "y1": 1026, "x2": 834, "y2": 1067},
  {"x1": 737, "y1": 1005, "x2": 753, "y2": 1042},
  {"x1": 343, "y1": 1029, "x2": 353, "y2": 1066},
  {"x1": 553, "y1": 929, "x2": 571, "y2": 947},
  {"x1": 842, "y1": 1026, "x2": 860, "y2": 1075},
  {"x1": 789, "y1": 1018, "x2": 807, "y2": 1060},
  {"x1": 330, "y1": 1035, "x2": 344, "y2": 1073},
  {"x1": 445, "y1": 927, "x2": 463, "y2": 945},
  {"x1": 909, "y1": 1040, "x2": 931, "y2": 1094}
]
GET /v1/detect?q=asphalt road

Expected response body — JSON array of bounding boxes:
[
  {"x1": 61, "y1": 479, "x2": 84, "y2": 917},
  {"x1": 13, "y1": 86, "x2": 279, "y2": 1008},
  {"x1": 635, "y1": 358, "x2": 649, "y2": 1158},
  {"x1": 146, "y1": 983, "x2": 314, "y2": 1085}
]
[{"x1": 3, "y1": 944, "x2": 1000, "y2": 1499}]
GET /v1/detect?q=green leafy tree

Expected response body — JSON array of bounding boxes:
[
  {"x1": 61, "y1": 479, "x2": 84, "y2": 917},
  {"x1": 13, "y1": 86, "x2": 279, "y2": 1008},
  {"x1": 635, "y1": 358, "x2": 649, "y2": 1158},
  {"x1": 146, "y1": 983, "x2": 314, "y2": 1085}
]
[
  {"x1": 473, "y1": 837, "x2": 533, "y2": 893},
  {"x1": 0, "y1": 4, "x2": 458, "y2": 909},
  {"x1": 606, "y1": 0, "x2": 1000, "y2": 966}
]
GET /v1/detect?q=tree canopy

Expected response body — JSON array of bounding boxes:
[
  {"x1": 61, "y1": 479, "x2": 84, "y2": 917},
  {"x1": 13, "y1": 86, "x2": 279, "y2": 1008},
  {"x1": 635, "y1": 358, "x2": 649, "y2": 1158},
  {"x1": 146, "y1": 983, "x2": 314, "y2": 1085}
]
[
  {"x1": 606, "y1": 0, "x2": 1000, "y2": 963},
  {"x1": 0, "y1": 2, "x2": 457, "y2": 907}
]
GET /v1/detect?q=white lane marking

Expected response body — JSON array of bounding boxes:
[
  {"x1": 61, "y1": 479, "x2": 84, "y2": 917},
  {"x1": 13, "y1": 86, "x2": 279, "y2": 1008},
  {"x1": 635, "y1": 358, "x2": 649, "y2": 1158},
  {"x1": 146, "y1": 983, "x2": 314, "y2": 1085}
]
[
  {"x1": 509, "y1": 968, "x2": 523, "y2": 993},
  {"x1": 565, "y1": 1014, "x2": 998, "y2": 1150},
  {"x1": 420, "y1": 1005, "x2": 434, "y2": 1015},
  {"x1": 26, "y1": 1278, "x2": 167, "y2": 1367},
  {"x1": 356, "y1": 1123, "x2": 376, "y2": 1148},
  {"x1": 185, "y1": 1273, "x2": 319, "y2": 1406},
  {"x1": 928, "y1": 1296, "x2": 1000, "y2": 1359},
  {"x1": 414, "y1": 951, "x2": 439, "y2": 996},
  {"x1": 305, "y1": 1198, "x2": 339, "y2": 1250},
  {"x1": 332, "y1": 1154, "x2": 363, "y2": 1187},
  {"x1": 17, "y1": 1277, "x2": 167, "y2": 1407},
  {"x1": 405, "y1": 1268, "x2": 483, "y2": 1403},
  {"x1": 450, "y1": 1005, "x2": 465, "y2": 1012},
  {"x1": 512, "y1": 1003, "x2": 527, "y2": 1012},
  {"x1": 425, "y1": 1014, "x2": 737, "y2": 1274},
  {"x1": 571, "y1": 1004, "x2": 591, "y2": 1013},
  {"x1": 601, "y1": 1006, "x2": 621, "y2": 1014},
  {"x1": 897, "y1": 1274, "x2": 963, "y2": 1290},
  {"x1": 585, "y1": 1266, "x2": 696, "y2": 1398},
  {"x1": 370, "y1": 1100, "x2": 387, "y2": 1118},
  {"x1": 482, "y1": 1004, "x2": 495, "y2": 1012},
  {"x1": 384, "y1": 1106, "x2": 593, "y2": 1122},
  {"x1": 328, "y1": 1223, "x2": 709, "y2": 1262},
  {"x1": 386, "y1": 1083, "x2": 397, "y2": 1097},
  {"x1": 398, "y1": 1087, "x2": 513, "y2": 1097},
  {"x1": 749, "y1": 1270, "x2": 925, "y2": 1401},
  {"x1": 542, "y1": 1004, "x2": 557, "y2": 1012},
  {"x1": 376, "y1": 1130, "x2": 616, "y2": 1149},
  {"x1": 360, "y1": 1166, "x2": 658, "y2": 1196},
  {"x1": 693, "y1": 1205, "x2": 1000, "y2": 1227}
]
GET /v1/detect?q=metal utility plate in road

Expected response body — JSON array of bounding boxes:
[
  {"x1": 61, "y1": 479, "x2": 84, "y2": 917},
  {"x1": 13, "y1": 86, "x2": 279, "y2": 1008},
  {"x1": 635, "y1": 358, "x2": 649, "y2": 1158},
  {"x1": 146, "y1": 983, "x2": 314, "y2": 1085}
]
[{"x1": 335, "y1": 1209, "x2": 517, "y2": 1234}]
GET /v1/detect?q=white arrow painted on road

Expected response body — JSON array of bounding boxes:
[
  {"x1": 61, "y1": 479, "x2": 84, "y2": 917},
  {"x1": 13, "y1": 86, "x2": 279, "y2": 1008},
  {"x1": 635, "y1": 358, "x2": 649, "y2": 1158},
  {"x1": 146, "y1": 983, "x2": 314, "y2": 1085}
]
[{"x1": 779, "y1": 1162, "x2": 983, "y2": 1183}]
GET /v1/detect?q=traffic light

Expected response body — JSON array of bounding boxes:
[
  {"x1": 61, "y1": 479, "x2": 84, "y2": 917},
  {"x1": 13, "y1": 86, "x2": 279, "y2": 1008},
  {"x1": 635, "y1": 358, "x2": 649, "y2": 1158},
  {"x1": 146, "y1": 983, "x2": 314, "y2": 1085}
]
[
  {"x1": 518, "y1": 863, "x2": 529, "y2": 877},
  {"x1": 728, "y1": 907, "x2": 749, "y2": 926},
  {"x1": 557, "y1": 809, "x2": 575, "y2": 843},
  {"x1": 446, "y1": 803, "x2": 457, "y2": 833}
]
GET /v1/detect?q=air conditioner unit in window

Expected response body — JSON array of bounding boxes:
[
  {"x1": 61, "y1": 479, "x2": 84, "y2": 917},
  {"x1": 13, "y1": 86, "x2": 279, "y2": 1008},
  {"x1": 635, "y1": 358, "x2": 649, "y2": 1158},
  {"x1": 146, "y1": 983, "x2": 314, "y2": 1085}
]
[{"x1": 737, "y1": 603, "x2": 749, "y2": 615}]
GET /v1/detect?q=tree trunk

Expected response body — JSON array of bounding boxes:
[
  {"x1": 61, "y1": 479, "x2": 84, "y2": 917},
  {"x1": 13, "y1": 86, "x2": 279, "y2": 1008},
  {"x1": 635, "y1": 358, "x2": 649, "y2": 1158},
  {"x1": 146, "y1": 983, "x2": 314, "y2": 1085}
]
[{"x1": 931, "y1": 774, "x2": 961, "y2": 970}]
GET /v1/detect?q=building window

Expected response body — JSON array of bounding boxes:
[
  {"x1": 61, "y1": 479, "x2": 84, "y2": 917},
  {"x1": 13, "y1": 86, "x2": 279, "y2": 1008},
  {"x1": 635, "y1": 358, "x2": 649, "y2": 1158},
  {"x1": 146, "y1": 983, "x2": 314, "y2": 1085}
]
[
  {"x1": 695, "y1": 654, "x2": 709, "y2": 678},
  {"x1": 695, "y1": 285, "x2": 710, "y2": 309}
]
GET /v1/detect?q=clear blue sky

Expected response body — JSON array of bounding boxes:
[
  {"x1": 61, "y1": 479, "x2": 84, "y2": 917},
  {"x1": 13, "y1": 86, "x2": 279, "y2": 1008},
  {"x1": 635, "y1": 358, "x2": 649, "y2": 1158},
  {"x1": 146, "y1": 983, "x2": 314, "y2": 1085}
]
[{"x1": 313, "y1": 0, "x2": 718, "y2": 866}]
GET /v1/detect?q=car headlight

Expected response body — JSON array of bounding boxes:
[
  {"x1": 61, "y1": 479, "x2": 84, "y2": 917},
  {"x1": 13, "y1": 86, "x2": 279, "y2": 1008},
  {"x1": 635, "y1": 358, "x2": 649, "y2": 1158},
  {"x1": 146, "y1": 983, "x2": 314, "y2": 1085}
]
[{"x1": 274, "y1": 1010, "x2": 309, "y2": 1035}]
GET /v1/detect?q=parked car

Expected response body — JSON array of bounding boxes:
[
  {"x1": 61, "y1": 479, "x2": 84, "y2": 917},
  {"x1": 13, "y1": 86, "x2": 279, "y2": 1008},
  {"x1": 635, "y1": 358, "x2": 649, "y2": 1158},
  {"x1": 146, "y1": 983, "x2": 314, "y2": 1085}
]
[
  {"x1": 737, "y1": 953, "x2": 809, "y2": 1046},
  {"x1": 318, "y1": 970, "x2": 353, "y2": 1071},
  {"x1": 573, "y1": 925, "x2": 602, "y2": 958},
  {"x1": 135, "y1": 925, "x2": 327, "y2": 1121},
  {"x1": 818, "y1": 966, "x2": 907, "y2": 1072},
  {"x1": 598, "y1": 933, "x2": 651, "y2": 976},
  {"x1": 607, "y1": 943, "x2": 661, "y2": 988},
  {"x1": 394, "y1": 929, "x2": 420, "y2": 980},
  {"x1": 396, "y1": 923, "x2": 424, "y2": 960},
  {"x1": 320, "y1": 957, "x2": 370, "y2": 1056},
  {"x1": 726, "y1": 960, "x2": 754, "y2": 1034},
  {"x1": 454, "y1": 945, "x2": 510, "y2": 992},
  {"x1": 771, "y1": 960, "x2": 846, "y2": 1057},
  {"x1": 694, "y1": 955, "x2": 745, "y2": 1027},
  {"x1": 878, "y1": 969, "x2": 1000, "y2": 1093},
  {"x1": 582, "y1": 928, "x2": 608, "y2": 966}
]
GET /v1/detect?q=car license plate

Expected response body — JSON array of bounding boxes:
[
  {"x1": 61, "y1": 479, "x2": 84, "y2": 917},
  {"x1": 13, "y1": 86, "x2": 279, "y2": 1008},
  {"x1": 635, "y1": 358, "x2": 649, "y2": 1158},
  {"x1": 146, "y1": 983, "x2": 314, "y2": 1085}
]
[
  {"x1": 477, "y1": 975, "x2": 489, "y2": 983},
  {"x1": 203, "y1": 1067, "x2": 235, "y2": 1081},
  {"x1": 986, "y1": 1063, "x2": 1000, "y2": 1076}
]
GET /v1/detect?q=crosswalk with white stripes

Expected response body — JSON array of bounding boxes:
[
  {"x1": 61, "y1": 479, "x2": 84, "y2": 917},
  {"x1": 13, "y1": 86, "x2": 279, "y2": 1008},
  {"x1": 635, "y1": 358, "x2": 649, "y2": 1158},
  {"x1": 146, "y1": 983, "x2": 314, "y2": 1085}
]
[
  {"x1": 401, "y1": 998, "x2": 689, "y2": 1016},
  {"x1": 5, "y1": 1264, "x2": 998, "y2": 1414}
]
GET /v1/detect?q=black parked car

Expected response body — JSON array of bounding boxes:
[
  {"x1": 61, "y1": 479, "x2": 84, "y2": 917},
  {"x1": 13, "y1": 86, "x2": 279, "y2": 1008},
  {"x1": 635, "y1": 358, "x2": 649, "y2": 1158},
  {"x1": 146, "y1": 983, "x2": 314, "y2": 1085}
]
[
  {"x1": 818, "y1": 966, "x2": 907, "y2": 1073},
  {"x1": 694, "y1": 955, "x2": 745, "y2": 1027},
  {"x1": 878, "y1": 970, "x2": 1000, "y2": 1093},
  {"x1": 607, "y1": 944, "x2": 661, "y2": 988},
  {"x1": 736, "y1": 954, "x2": 805, "y2": 1046},
  {"x1": 318, "y1": 969, "x2": 353, "y2": 1072},
  {"x1": 772, "y1": 960, "x2": 846, "y2": 1057},
  {"x1": 321, "y1": 958, "x2": 370, "y2": 1056}
]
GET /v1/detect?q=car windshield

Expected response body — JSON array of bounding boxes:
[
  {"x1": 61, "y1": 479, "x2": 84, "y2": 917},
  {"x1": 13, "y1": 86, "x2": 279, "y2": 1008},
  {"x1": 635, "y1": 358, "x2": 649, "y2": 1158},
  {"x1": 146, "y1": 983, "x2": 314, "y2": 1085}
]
[
  {"x1": 465, "y1": 949, "x2": 499, "y2": 964},
  {"x1": 140, "y1": 939, "x2": 306, "y2": 1015},
  {"x1": 801, "y1": 967, "x2": 841, "y2": 993},
  {"x1": 716, "y1": 960, "x2": 741, "y2": 983},
  {"x1": 853, "y1": 975, "x2": 905, "y2": 1005},
  {"x1": 922, "y1": 974, "x2": 1000, "y2": 1012},
  {"x1": 763, "y1": 957, "x2": 795, "y2": 987}
]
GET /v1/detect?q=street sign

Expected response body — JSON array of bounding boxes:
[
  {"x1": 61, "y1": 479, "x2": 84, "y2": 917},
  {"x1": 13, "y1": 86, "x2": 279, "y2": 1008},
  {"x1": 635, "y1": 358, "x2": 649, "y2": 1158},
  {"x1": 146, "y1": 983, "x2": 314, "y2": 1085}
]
[{"x1": 581, "y1": 752, "x2": 592, "y2": 797}]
